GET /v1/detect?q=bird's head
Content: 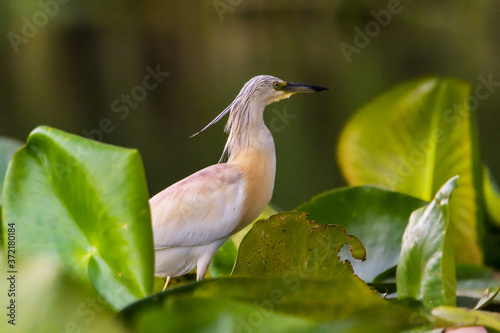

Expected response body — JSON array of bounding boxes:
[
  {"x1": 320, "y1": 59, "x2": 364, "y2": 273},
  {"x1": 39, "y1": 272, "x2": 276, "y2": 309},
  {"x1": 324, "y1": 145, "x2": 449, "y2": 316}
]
[
  {"x1": 241, "y1": 75, "x2": 328, "y2": 106},
  {"x1": 190, "y1": 75, "x2": 327, "y2": 139}
]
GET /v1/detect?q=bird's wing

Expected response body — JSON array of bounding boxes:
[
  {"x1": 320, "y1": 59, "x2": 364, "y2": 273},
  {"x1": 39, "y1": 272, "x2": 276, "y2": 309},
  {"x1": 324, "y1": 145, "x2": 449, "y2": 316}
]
[{"x1": 150, "y1": 163, "x2": 246, "y2": 249}]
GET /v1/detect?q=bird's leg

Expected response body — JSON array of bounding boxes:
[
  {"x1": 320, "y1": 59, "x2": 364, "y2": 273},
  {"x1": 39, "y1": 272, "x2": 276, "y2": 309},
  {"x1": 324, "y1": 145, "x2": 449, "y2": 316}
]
[
  {"x1": 162, "y1": 276, "x2": 171, "y2": 291},
  {"x1": 196, "y1": 256, "x2": 212, "y2": 281}
]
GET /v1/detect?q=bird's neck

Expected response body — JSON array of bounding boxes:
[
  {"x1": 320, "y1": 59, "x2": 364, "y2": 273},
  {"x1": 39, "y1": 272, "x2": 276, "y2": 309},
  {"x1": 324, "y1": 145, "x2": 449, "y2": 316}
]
[
  {"x1": 225, "y1": 102, "x2": 276, "y2": 164},
  {"x1": 226, "y1": 102, "x2": 277, "y2": 229},
  {"x1": 227, "y1": 125, "x2": 276, "y2": 165}
]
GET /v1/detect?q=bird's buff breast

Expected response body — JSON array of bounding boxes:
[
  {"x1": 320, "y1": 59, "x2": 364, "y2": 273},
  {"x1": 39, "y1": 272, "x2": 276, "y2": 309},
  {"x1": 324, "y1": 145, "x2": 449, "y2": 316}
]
[{"x1": 230, "y1": 148, "x2": 276, "y2": 232}]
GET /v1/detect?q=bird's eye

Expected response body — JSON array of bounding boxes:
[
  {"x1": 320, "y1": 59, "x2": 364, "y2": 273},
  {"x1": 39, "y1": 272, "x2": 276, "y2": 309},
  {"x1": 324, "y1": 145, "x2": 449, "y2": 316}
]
[{"x1": 273, "y1": 82, "x2": 280, "y2": 90}]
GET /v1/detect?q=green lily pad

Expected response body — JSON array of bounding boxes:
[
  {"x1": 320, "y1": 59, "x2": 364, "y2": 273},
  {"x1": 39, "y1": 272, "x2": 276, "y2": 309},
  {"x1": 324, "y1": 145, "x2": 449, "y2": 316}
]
[
  {"x1": 123, "y1": 296, "x2": 325, "y2": 333},
  {"x1": 231, "y1": 212, "x2": 366, "y2": 279},
  {"x1": 1, "y1": 126, "x2": 153, "y2": 310},
  {"x1": 338, "y1": 77, "x2": 484, "y2": 264},
  {"x1": 120, "y1": 277, "x2": 429, "y2": 332},
  {"x1": 296, "y1": 186, "x2": 426, "y2": 282},
  {"x1": 397, "y1": 176, "x2": 458, "y2": 309}
]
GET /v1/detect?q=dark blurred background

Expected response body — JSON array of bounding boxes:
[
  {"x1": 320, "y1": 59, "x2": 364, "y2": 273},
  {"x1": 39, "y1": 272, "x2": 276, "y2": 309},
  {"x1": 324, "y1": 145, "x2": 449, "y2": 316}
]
[{"x1": 1, "y1": 1, "x2": 499, "y2": 209}]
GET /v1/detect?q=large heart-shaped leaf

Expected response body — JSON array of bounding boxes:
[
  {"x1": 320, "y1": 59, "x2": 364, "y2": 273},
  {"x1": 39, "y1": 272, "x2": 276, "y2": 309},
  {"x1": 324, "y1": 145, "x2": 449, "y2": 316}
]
[
  {"x1": 338, "y1": 77, "x2": 483, "y2": 264},
  {"x1": 0, "y1": 137, "x2": 23, "y2": 207},
  {"x1": 1, "y1": 126, "x2": 153, "y2": 310},
  {"x1": 296, "y1": 186, "x2": 426, "y2": 282},
  {"x1": 231, "y1": 212, "x2": 366, "y2": 279},
  {"x1": 120, "y1": 278, "x2": 428, "y2": 332},
  {"x1": 397, "y1": 176, "x2": 458, "y2": 309}
]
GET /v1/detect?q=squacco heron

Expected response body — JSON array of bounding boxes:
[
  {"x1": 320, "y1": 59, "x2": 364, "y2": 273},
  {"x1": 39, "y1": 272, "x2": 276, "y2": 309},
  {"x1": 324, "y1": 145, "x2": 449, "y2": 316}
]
[{"x1": 150, "y1": 75, "x2": 327, "y2": 289}]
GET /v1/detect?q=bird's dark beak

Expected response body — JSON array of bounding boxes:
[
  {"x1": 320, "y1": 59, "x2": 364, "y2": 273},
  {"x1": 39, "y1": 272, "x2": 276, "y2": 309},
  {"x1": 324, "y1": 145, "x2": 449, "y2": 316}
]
[{"x1": 282, "y1": 82, "x2": 328, "y2": 93}]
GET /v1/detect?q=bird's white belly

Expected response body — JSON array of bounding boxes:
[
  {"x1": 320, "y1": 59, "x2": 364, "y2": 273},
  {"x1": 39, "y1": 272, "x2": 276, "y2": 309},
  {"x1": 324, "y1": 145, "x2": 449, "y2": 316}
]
[{"x1": 154, "y1": 238, "x2": 227, "y2": 278}]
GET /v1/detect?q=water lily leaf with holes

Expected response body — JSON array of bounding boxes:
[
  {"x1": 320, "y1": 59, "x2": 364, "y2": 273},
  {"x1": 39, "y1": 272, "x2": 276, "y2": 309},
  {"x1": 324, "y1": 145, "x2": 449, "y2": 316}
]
[
  {"x1": 338, "y1": 77, "x2": 484, "y2": 264},
  {"x1": 231, "y1": 212, "x2": 366, "y2": 279},
  {"x1": 2, "y1": 126, "x2": 153, "y2": 310},
  {"x1": 297, "y1": 186, "x2": 426, "y2": 282},
  {"x1": 397, "y1": 176, "x2": 458, "y2": 309}
]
